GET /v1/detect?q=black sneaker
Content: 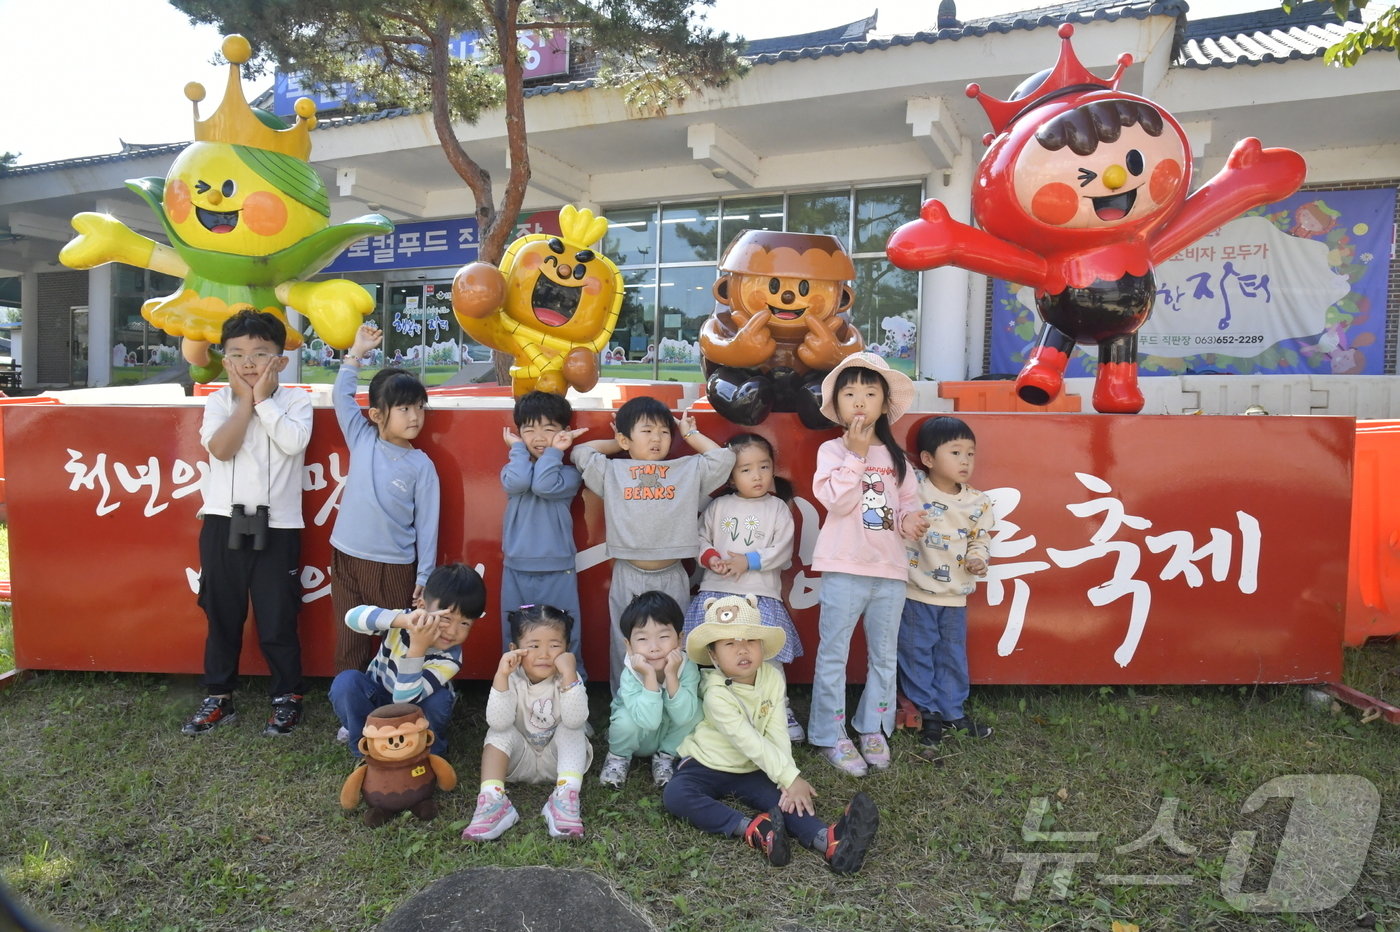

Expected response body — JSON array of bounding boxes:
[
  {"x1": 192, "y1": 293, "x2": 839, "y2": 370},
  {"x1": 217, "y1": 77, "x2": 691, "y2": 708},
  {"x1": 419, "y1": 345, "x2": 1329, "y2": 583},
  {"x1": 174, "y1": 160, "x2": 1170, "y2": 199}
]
[
  {"x1": 943, "y1": 716, "x2": 992, "y2": 739},
  {"x1": 262, "y1": 694, "x2": 304, "y2": 736},
  {"x1": 181, "y1": 696, "x2": 237, "y2": 736},
  {"x1": 918, "y1": 712, "x2": 945, "y2": 748},
  {"x1": 824, "y1": 791, "x2": 879, "y2": 875},
  {"x1": 744, "y1": 807, "x2": 791, "y2": 867}
]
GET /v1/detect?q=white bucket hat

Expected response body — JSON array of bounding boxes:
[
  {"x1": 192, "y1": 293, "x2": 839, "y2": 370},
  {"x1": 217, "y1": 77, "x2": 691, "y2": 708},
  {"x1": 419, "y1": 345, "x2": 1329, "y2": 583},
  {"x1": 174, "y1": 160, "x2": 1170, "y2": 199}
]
[{"x1": 818, "y1": 351, "x2": 916, "y2": 425}]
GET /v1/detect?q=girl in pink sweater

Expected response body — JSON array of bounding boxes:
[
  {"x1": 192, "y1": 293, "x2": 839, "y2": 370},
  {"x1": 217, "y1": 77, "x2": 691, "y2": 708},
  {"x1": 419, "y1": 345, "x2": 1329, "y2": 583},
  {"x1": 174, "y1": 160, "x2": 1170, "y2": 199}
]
[{"x1": 807, "y1": 353, "x2": 927, "y2": 776}]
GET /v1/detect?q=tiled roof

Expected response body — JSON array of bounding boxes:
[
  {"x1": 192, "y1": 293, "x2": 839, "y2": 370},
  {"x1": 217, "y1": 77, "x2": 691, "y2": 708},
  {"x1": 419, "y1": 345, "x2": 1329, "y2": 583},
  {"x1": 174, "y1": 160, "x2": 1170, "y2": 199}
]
[
  {"x1": 3, "y1": 142, "x2": 189, "y2": 177},
  {"x1": 741, "y1": 0, "x2": 1185, "y2": 65},
  {"x1": 740, "y1": 15, "x2": 878, "y2": 56},
  {"x1": 1175, "y1": 1, "x2": 1367, "y2": 68}
]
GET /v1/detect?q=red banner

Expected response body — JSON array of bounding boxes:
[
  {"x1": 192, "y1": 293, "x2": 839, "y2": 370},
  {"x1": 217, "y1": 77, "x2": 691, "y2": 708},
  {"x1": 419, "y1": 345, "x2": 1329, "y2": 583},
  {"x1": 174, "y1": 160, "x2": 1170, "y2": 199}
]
[{"x1": 5, "y1": 405, "x2": 1350, "y2": 684}]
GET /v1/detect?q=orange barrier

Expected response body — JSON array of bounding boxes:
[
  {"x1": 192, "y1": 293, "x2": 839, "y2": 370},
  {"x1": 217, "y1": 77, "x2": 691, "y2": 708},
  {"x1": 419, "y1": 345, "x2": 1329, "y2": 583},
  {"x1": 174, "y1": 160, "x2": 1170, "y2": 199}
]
[
  {"x1": 1346, "y1": 420, "x2": 1400, "y2": 645},
  {"x1": 427, "y1": 385, "x2": 514, "y2": 398},
  {"x1": 939, "y1": 380, "x2": 1083, "y2": 412},
  {"x1": 193, "y1": 382, "x2": 316, "y2": 396},
  {"x1": 610, "y1": 382, "x2": 687, "y2": 409}
]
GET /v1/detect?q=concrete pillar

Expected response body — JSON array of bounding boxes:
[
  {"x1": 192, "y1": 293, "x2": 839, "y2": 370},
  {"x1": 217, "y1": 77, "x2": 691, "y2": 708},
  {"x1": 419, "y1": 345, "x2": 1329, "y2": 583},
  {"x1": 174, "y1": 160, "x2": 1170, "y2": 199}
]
[
  {"x1": 916, "y1": 143, "x2": 980, "y2": 380},
  {"x1": 20, "y1": 271, "x2": 37, "y2": 390},
  {"x1": 87, "y1": 264, "x2": 113, "y2": 387}
]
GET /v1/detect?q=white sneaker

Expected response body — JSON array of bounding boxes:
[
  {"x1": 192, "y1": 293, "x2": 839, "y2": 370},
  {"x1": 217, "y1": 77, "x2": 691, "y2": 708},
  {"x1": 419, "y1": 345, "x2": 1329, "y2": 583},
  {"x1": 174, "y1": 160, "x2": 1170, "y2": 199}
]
[
  {"x1": 543, "y1": 786, "x2": 584, "y2": 838},
  {"x1": 786, "y1": 704, "x2": 805, "y2": 743},
  {"x1": 462, "y1": 791, "x2": 519, "y2": 841},
  {"x1": 335, "y1": 726, "x2": 350, "y2": 745},
  {"x1": 651, "y1": 752, "x2": 676, "y2": 787},
  {"x1": 598, "y1": 752, "x2": 630, "y2": 788}
]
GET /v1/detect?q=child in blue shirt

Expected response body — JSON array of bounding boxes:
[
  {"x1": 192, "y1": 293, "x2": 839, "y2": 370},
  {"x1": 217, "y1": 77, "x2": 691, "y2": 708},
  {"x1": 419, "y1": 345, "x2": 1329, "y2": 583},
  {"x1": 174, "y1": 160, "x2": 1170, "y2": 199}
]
[
  {"x1": 599, "y1": 591, "x2": 702, "y2": 789},
  {"x1": 330, "y1": 324, "x2": 441, "y2": 682},
  {"x1": 329, "y1": 563, "x2": 486, "y2": 757},
  {"x1": 500, "y1": 391, "x2": 588, "y2": 671}
]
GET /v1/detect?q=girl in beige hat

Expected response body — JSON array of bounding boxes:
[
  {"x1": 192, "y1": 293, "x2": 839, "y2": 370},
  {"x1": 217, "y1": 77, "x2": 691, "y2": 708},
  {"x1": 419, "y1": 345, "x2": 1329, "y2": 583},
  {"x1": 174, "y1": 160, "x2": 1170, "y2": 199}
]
[{"x1": 807, "y1": 353, "x2": 928, "y2": 776}]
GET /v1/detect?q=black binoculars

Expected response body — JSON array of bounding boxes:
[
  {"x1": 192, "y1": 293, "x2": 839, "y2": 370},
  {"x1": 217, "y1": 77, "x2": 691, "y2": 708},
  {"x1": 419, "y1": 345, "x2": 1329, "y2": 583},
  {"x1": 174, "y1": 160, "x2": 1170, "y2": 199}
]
[{"x1": 228, "y1": 504, "x2": 270, "y2": 551}]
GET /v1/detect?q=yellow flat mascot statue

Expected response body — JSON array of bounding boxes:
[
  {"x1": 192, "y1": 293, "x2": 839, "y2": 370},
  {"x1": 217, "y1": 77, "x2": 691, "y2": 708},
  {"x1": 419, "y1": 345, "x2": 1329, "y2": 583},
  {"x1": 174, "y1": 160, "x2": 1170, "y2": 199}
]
[
  {"x1": 59, "y1": 35, "x2": 391, "y2": 381},
  {"x1": 451, "y1": 205, "x2": 623, "y2": 396}
]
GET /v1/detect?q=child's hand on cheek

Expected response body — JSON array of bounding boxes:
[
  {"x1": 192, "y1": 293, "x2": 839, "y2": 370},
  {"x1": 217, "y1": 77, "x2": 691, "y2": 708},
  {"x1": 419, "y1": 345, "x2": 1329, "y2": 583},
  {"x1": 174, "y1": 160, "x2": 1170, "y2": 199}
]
[
  {"x1": 554, "y1": 651, "x2": 578, "y2": 684},
  {"x1": 252, "y1": 356, "x2": 283, "y2": 404},
  {"x1": 630, "y1": 653, "x2": 659, "y2": 689},
  {"x1": 503, "y1": 426, "x2": 521, "y2": 448},
  {"x1": 664, "y1": 648, "x2": 685, "y2": 679}
]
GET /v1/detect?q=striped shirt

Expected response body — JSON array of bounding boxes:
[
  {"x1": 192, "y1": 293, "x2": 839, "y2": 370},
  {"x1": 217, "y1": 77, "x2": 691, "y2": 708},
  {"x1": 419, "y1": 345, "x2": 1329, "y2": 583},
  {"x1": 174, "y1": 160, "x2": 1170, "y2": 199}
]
[{"x1": 345, "y1": 605, "x2": 460, "y2": 703}]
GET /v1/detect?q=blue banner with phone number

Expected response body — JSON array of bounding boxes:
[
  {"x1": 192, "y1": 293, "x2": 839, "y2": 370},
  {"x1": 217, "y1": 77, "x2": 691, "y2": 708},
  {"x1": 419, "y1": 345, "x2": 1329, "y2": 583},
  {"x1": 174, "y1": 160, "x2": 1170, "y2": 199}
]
[{"x1": 989, "y1": 188, "x2": 1394, "y2": 376}]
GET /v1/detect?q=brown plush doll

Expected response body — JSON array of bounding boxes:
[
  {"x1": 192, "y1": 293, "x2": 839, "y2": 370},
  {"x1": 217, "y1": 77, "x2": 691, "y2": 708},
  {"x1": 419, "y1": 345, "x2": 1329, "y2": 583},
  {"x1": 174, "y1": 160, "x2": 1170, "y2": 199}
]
[{"x1": 339, "y1": 703, "x2": 458, "y2": 827}]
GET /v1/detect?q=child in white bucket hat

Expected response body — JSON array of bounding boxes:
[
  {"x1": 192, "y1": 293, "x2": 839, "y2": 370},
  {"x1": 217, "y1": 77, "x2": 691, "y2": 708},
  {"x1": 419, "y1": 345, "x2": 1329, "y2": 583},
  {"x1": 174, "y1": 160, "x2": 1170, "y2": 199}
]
[
  {"x1": 808, "y1": 352, "x2": 928, "y2": 776},
  {"x1": 661, "y1": 595, "x2": 881, "y2": 874}
]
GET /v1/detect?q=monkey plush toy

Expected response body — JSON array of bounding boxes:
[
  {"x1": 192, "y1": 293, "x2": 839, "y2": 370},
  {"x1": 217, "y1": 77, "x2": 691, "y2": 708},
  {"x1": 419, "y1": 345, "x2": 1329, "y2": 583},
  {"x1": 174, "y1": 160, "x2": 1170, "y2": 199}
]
[{"x1": 339, "y1": 703, "x2": 458, "y2": 827}]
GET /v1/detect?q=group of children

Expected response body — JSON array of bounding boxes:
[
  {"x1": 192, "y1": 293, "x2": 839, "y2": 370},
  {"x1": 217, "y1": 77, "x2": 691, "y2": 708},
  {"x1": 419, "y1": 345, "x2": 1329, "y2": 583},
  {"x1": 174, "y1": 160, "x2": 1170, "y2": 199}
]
[{"x1": 183, "y1": 310, "x2": 995, "y2": 875}]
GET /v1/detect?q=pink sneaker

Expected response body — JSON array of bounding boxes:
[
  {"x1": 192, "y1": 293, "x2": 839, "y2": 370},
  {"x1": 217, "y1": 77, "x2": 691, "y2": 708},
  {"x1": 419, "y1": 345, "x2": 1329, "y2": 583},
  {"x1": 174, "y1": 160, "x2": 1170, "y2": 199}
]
[
  {"x1": 820, "y1": 737, "x2": 869, "y2": 777},
  {"x1": 542, "y1": 786, "x2": 584, "y2": 838},
  {"x1": 462, "y1": 791, "x2": 519, "y2": 841},
  {"x1": 858, "y1": 732, "x2": 891, "y2": 771}
]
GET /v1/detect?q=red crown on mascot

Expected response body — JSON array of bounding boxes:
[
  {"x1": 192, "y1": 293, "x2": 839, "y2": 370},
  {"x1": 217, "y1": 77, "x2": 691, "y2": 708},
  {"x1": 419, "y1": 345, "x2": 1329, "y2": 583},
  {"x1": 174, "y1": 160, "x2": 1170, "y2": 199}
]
[{"x1": 966, "y1": 23, "x2": 1133, "y2": 144}]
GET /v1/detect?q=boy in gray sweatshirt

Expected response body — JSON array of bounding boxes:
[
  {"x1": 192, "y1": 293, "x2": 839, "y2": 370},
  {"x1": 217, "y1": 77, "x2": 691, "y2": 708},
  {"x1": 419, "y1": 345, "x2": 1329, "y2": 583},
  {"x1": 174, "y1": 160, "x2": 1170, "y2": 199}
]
[{"x1": 572, "y1": 395, "x2": 733, "y2": 693}]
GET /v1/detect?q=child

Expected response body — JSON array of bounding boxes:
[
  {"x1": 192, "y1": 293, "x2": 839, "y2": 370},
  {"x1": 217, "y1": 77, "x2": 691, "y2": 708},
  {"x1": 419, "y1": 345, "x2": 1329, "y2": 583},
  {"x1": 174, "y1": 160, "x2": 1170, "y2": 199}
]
[
  {"x1": 599, "y1": 591, "x2": 702, "y2": 788},
  {"x1": 572, "y1": 396, "x2": 734, "y2": 692},
  {"x1": 501, "y1": 391, "x2": 588, "y2": 673},
  {"x1": 662, "y1": 594, "x2": 880, "y2": 874},
  {"x1": 330, "y1": 324, "x2": 441, "y2": 681},
  {"x1": 808, "y1": 352, "x2": 927, "y2": 775},
  {"x1": 329, "y1": 563, "x2": 487, "y2": 757},
  {"x1": 462, "y1": 604, "x2": 593, "y2": 841},
  {"x1": 900, "y1": 416, "x2": 994, "y2": 748},
  {"x1": 683, "y1": 433, "x2": 806, "y2": 741},
  {"x1": 182, "y1": 309, "x2": 313, "y2": 737}
]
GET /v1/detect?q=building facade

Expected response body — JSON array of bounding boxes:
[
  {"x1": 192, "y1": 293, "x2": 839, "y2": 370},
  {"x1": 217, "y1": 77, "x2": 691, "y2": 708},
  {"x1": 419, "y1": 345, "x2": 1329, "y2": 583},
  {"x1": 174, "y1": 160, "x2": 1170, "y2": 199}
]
[{"x1": 1, "y1": 1, "x2": 1396, "y2": 398}]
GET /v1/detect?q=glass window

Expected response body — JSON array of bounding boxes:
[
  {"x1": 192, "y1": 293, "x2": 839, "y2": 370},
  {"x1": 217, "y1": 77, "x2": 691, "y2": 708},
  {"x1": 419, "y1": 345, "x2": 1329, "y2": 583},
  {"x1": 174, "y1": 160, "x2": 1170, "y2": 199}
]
[
  {"x1": 788, "y1": 191, "x2": 851, "y2": 240},
  {"x1": 603, "y1": 268, "x2": 659, "y2": 376},
  {"x1": 660, "y1": 201, "x2": 719, "y2": 264},
  {"x1": 604, "y1": 182, "x2": 924, "y2": 382},
  {"x1": 854, "y1": 257, "x2": 919, "y2": 378},
  {"x1": 110, "y1": 266, "x2": 183, "y2": 385},
  {"x1": 854, "y1": 185, "x2": 922, "y2": 254},
  {"x1": 720, "y1": 195, "x2": 785, "y2": 256},
  {"x1": 601, "y1": 206, "x2": 657, "y2": 267}
]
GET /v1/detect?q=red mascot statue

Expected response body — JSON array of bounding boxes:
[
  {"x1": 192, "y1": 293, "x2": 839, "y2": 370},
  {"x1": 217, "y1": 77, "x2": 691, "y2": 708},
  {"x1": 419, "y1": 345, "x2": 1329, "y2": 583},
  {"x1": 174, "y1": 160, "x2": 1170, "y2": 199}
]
[{"x1": 886, "y1": 23, "x2": 1306, "y2": 413}]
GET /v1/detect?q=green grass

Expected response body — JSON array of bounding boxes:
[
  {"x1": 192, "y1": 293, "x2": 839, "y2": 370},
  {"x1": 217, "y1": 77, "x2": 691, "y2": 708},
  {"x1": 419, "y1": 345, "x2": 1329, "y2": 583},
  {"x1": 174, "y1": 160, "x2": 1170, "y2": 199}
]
[{"x1": 0, "y1": 642, "x2": 1396, "y2": 932}]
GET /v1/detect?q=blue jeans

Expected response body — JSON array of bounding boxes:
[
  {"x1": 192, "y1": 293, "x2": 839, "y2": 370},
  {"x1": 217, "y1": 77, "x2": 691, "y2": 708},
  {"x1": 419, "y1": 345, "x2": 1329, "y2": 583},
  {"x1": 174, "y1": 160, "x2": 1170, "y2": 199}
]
[
  {"x1": 662, "y1": 757, "x2": 826, "y2": 847},
  {"x1": 897, "y1": 600, "x2": 969, "y2": 721},
  {"x1": 806, "y1": 572, "x2": 905, "y2": 748},
  {"x1": 329, "y1": 670, "x2": 454, "y2": 757}
]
